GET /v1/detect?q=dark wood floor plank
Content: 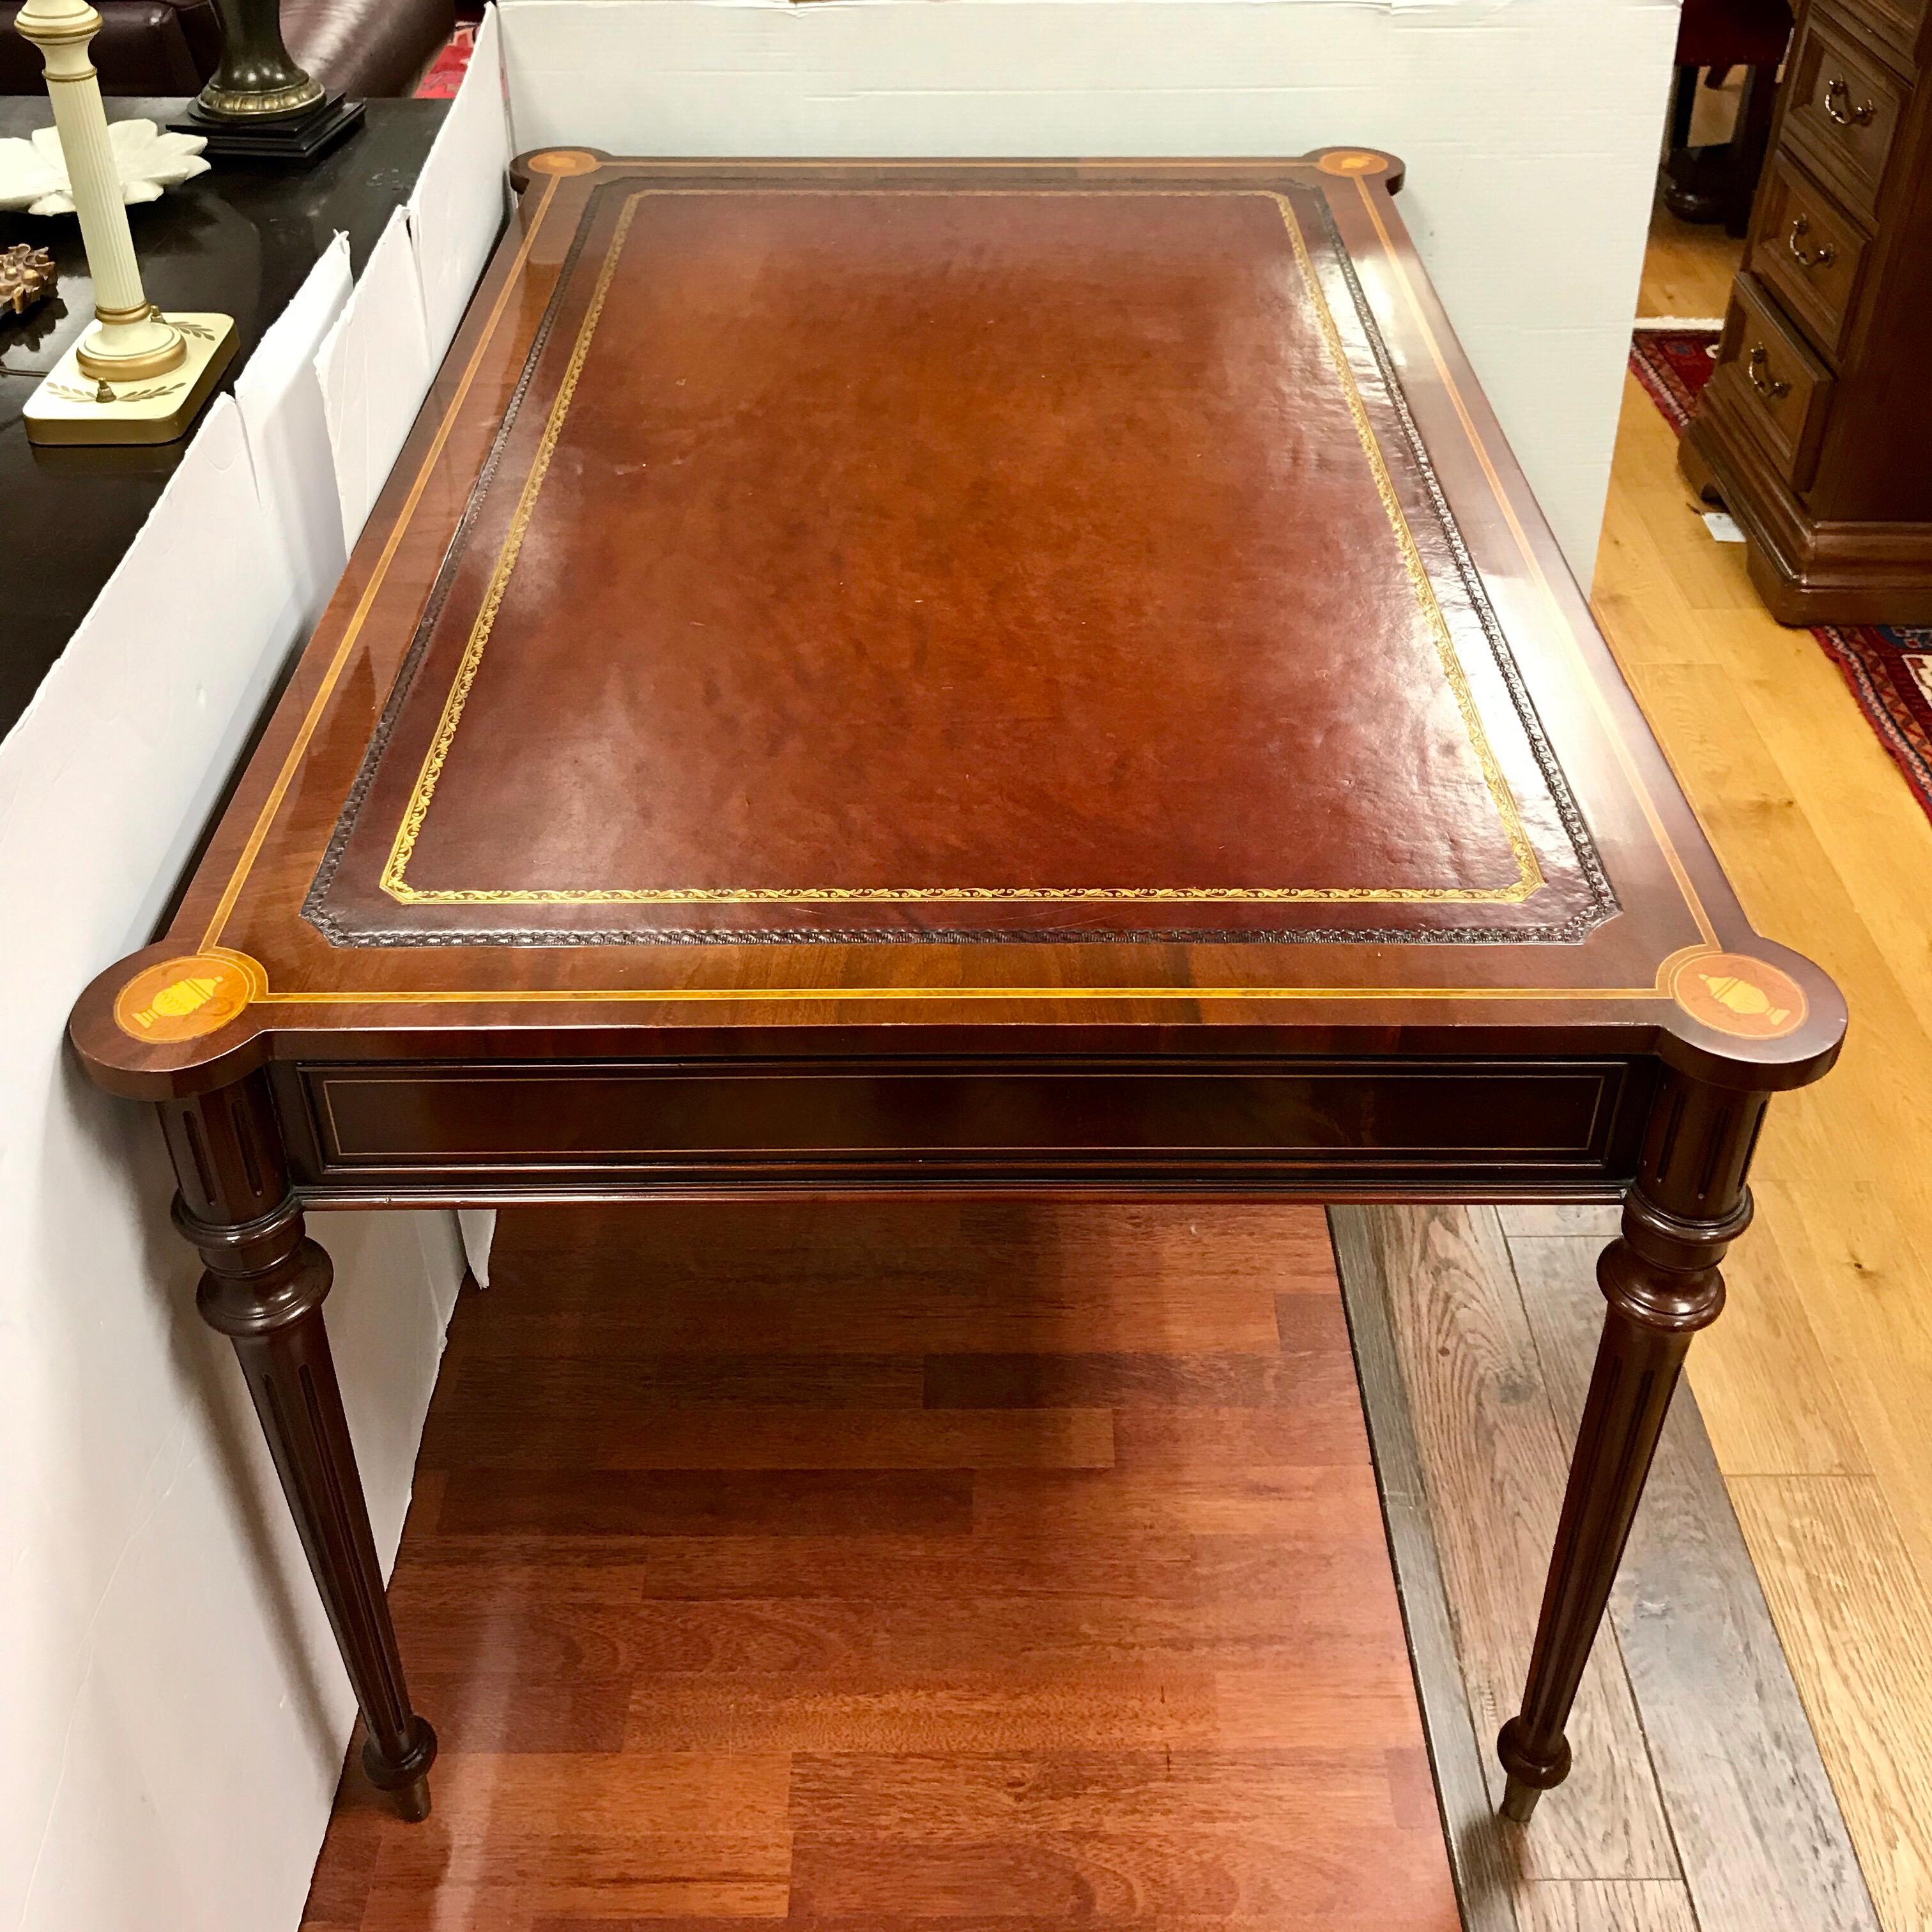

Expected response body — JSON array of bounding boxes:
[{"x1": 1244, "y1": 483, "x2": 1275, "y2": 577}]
[
  {"x1": 922, "y1": 1315, "x2": 1360, "y2": 1411},
  {"x1": 299, "y1": 1763, "x2": 385, "y2": 1931},
  {"x1": 471, "y1": 1202, "x2": 1305, "y2": 1356},
  {"x1": 422, "y1": 1356, "x2": 930, "y2": 1466},
  {"x1": 362, "y1": 1876, "x2": 783, "y2": 1928},
  {"x1": 435, "y1": 1467, "x2": 976, "y2": 1537},
  {"x1": 456, "y1": 1291, "x2": 1285, "y2": 1361},
  {"x1": 1106, "y1": 1403, "x2": 1365, "y2": 1469},
  {"x1": 353, "y1": 1749, "x2": 794, "y2": 1928},
  {"x1": 787, "y1": 1747, "x2": 1417, "y2": 1834},
  {"x1": 622, "y1": 1667, "x2": 1229, "y2": 1753},
  {"x1": 870, "y1": 1576, "x2": 1406, "y2": 1669},
  {"x1": 392, "y1": 1579, "x2": 1412, "y2": 1683},
  {"x1": 1510, "y1": 1232, "x2": 1882, "y2": 1932},
  {"x1": 786, "y1": 1827, "x2": 1465, "y2": 1924},
  {"x1": 487, "y1": 1202, "x2": 1344, "y2": 1292},
  {"x1": 427, "y1": 1403, "x2": 1116, "y2": 1473},
  {"x1": 301, "y1": 1200, "x2": 1459, "y2": 1930},
  {"x1": 392, "y1": 1533, "x2": 1209, "y2": 1599},
  {"x1": 403, "y1": 1671, "x2": 633, "y2": 1753},
  {"x1": 397, "y1": 1593, "x2": 882, "y2": 1678},
  {"x1": 394, "y1": 1526, "x2": 1416, "y2": 1607},
  {"x1": 969, "y1": 1462, "x2": 1385, "y2": 1538}
]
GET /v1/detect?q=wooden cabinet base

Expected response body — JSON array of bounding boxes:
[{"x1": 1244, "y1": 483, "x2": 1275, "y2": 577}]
[{"x1": 1683, "y1": 402, "x2": 1932, "y2": 625}]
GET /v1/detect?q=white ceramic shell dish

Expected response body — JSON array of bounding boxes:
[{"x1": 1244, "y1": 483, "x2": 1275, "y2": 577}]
[{"x1": 0, "y1": 119, "x2": 210, "y2": 217}]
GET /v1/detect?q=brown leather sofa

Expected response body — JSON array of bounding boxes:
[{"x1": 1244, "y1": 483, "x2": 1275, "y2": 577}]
[{"x1": 0, "y1": 0, "x2": 457, "y2": 99}]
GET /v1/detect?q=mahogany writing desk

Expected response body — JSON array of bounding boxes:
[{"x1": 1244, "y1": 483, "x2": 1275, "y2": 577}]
[{"x1": 72, "y1": 149, "x2": 1844, "y2": 1828}]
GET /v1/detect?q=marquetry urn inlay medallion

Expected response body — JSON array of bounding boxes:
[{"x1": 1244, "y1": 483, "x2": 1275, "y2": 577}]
[
  {"x1": 114, "y1": 953, "x2": 259, "y2": 1041},
  {"x1": 1670, "y1": 950, "x2": 1807, "y2": 1038}
]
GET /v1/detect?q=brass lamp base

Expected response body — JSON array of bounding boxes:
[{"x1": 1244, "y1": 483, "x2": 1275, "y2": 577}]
[
  {"x1": 197, "y1": 70, "x2": 323, "y2": 118},
  {"x1": 76, "y1": 325, "x2": 187, "y2": 383},
  {"x1": 26, "y1": 312, "x2": 238, "y2": 445}
]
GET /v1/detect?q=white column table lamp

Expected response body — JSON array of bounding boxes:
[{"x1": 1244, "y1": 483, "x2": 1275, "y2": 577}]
[{"x1": 16, "y1": 0, "x2": 236, "y2": 445}]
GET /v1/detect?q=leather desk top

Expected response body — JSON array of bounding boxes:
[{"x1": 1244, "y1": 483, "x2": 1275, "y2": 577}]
[{"x1": 74, "y1": 150, "x2": 1844, "y2": 1099}]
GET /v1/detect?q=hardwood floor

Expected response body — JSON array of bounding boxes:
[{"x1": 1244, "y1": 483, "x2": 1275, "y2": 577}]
[
  {"x1": 301, "y1": 1202, "x2": 1464, "y2": 1930},
  {"x1": 304, "y1": 1194, "x2": 1876, "y2": 1932},
  {"x1": 1608, "y1": 210, "x2": 1932, "y2": 1932}
]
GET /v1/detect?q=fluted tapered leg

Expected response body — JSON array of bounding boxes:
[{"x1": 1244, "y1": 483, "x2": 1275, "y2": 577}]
[
  {"x1": 162, "y1": 1073, "x2": 437, "y2": 1820},
  {"x1": 1499, "y1": 1070, "x2": 1768, "y2": 1823}
]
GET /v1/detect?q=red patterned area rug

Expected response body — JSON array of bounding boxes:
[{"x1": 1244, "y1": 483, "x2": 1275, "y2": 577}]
[
  {"x1": 1632, "y1": 323, "x2": 1932, "y2": 820},
  {"x1": 415, "y1": 21, "x2": 475, "y2": 99},
  {"x1": 1630, "y1": 325, "x2": 1722, "y2": 434}
]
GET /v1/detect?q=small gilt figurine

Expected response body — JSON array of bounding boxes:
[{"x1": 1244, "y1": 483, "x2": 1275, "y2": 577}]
[{"x1": 0, "y1": 240, "x2": 56, "y2": 316}]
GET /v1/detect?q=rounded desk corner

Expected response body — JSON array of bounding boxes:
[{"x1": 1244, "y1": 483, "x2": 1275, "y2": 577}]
[
  {"x1": 1655, "y1": 936, "x2": 1847, "y2": 1094},
  {"x1": 1304, "y1": 147, "x2": 1406, "y2": 195},
  {"x1": 509, "y1": 146, "x2": 613, "y2": 195},
  {"x1": 69, "y1": 943, "x2": 272, "y2": 1101}
]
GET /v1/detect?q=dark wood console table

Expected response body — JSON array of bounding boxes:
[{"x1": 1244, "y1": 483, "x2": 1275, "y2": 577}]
[
  {"x1": 0, "y1": 96, "x2": 446, "y2": 737},
  {"x1": 70, "y1": 149, "x2": 1844, "y2": 1828}
]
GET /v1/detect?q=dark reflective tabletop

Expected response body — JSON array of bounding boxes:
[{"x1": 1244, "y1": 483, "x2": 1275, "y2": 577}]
[{"x1": 0, "y1": 95, "x2": 446, "y2": 739}]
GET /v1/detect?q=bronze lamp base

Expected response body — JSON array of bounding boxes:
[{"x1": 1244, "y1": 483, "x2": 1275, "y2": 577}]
[{"x1": 172, "y1": 0, "x2": 365, "y2": 164}]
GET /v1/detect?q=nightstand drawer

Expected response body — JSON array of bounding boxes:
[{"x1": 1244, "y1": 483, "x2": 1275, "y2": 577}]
[
  {"x1": 1785, "y1": 12, "x2": 1912, "y2": 218},
  {"x1": 1749, "y1": 153, "x2": 1871, "y2": 361},
  {"x1": 1711, "y1": 273, "x2": 1836, "y2": 489},
  {"x1": 1834, "y1": 0, "x2": 1930, "y2": 60}
]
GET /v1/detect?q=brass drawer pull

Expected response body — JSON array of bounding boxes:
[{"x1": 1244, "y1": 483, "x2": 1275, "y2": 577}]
[
  {"x1": 1786, "y1": 215, "x2": 1837, "y2": 270},
  {"x1": 1748, "y1": 345, "x2": 1791, "y2": 401},
  {"x1": 1823, "y1": 75, "x2": 1876, "y2": 127}
]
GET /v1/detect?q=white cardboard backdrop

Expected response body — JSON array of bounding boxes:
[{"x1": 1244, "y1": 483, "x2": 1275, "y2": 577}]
[
  {"x1": 316, "y1": 209, "x2": 436, "y2": 551},
  {"x1": 0, "y1": 18, "x2": 508, "y2": 1928},
  {"x1": 1, "y1": 2, "x2": 1677, "y2": 1923},
  {"x1": 498, "y1": 0, "x2": 1681, "y2": 579}
]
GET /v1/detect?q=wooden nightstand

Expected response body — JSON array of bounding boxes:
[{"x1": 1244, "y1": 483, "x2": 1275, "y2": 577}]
[{"x1": 1683, "y1": 0, "x2": 1932, "y2": 622}]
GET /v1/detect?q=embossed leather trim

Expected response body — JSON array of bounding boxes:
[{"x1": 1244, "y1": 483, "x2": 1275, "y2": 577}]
[{"x1": 303, "y1": 180, "x2": 1618, "y2": 949}]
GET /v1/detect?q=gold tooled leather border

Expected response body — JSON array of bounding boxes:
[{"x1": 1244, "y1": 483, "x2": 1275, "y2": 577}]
[
  {"x1": 193, "y1": 160, "x2": 1715, "y2": 1007},
  {"x1": 371, "y1": 187, "x2": 1544, "y2": 912}
]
